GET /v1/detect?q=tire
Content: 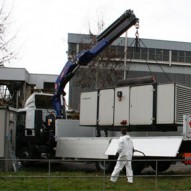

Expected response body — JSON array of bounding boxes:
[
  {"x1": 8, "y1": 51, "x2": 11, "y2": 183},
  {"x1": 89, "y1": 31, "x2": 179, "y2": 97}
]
[
  {"x1": 151, "y1": 161, "x2": 171, "y2": 172},
  {"x1": 95, "y1": 161, "x2": 115, "y2": 173},
  {"x1": 19, "y1": 146, "x2": 33, "y2": 167},
  {"x1": 132, "y1": 161, "x2": 145, "y2": 175}
]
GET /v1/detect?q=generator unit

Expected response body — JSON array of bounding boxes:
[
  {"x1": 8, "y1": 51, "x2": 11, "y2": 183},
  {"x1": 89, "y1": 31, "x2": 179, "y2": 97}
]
[{"x1": 80, "y1": 77, "x2": 191, "y2": 131}]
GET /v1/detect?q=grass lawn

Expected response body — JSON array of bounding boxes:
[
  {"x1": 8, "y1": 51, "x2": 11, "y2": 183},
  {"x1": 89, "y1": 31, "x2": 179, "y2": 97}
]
[{"x1": 1, "y1": 171, "x2": 191, "y2": 191}]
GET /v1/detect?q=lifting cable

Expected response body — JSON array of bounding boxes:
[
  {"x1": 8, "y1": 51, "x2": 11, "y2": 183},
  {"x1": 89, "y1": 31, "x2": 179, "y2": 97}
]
[
  {"x1": 123, "y1": 23, "x2": 171, "y2": 82},
  {"x1": 139, "y1": 38, "x2": 171, "y2": 82}
]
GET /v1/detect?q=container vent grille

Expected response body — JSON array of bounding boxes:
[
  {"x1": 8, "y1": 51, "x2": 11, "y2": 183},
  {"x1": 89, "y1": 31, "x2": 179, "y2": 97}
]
[{"x1": 176, "y1": 85, "x2": 191, "y2": 123}]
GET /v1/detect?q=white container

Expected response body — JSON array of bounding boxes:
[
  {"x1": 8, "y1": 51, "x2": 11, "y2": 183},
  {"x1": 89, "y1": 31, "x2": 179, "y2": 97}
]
[{"x1": 80, "y1": 82, "x2": 191, "y2": 129}]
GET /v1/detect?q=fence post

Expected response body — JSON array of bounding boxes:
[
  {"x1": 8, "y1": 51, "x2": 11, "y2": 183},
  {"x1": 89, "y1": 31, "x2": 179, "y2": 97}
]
[
  {"x1": 155, "y1": 160, "x2": 158, "y2": 190},
  {"x1": 102, "y1": 160, "x2": 106, "y2": 191},
  {"x1": 48, "y1": 160, "x2": 51, "y2": 191}
]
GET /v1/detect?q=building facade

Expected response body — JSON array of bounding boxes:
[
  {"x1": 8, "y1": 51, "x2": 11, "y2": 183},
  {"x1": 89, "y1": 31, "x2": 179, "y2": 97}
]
[
  {"x1": 68, "y1": 33, "x2": 191, "y2": 110},
  {"x1": 0, "y1": 67, "x2": 57, "y2": 108}
]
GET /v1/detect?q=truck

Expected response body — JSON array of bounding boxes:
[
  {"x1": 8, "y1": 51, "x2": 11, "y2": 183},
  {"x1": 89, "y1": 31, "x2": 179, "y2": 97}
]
[
  {"x1": 5, "y1": 9, "x2": 191, "y2": 175},
  {"x1": 11, "y1": 86, "x2": 191, "y2": 174}
]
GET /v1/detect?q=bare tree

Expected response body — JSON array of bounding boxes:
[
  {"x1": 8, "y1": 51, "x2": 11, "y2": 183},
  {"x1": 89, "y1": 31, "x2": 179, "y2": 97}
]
[
  {"x1": 0, "y1": 0, "x2": 18, "y2": 107},
  {"x1": 73, "y1": 19, "x2": 124, "y2": 90},
  {"x1": 67, "y1": 17, "x2": 128, "y2": 110},
  {"x1": 0, "y1": 0, "x2": 16, "y2": 67}
]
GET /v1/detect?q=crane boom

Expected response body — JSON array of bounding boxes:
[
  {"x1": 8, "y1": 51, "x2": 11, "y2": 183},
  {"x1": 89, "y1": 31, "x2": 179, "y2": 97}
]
[{"x1": 53, "y1": 10, "x2": 139, "y2": 118}]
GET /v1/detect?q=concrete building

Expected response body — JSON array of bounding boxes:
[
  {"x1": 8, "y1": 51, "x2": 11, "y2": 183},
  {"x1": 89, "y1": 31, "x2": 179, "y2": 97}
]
[
  {"x1": 0, "y1": 68, "x2": 58, "y2": 171},
  {"x1": 0, "y1": 67, "x2": 57, "y2": 108},
  {"x1": 67, "y1": 33, "x2": 191, "y2": 110}
]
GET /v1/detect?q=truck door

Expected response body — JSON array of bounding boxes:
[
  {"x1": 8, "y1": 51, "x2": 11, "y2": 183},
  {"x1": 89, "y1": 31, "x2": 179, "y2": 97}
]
[{"x1": 16, "y1": 111, "x2": 26, "y2": 138}]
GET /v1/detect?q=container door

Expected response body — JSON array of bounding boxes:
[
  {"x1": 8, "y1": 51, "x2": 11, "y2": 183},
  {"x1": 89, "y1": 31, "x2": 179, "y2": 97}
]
[
  {"x1": 130, "y1": 85, "x2": 153, "y2": 125},
  {"x1": 157, "y1": 84, "x2": 175, "y2": 124},
  {"x1": 114, "y1": 87, "x2": 130, "y2": 126},
  {"x1": 80, "y1": 91, "x2": 98, "y2": 125},
  {"x1": 98, "y1": 89, "x2": 114, "y2": 125}
]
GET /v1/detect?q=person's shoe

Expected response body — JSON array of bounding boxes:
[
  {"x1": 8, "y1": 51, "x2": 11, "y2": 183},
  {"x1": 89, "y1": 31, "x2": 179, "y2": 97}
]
[
  {"x1": 110, "y1": 179, "x2": 117, "y2": 183},
  {"x1": 127, "y1": 181, "x2": 133, "y2": 184}
]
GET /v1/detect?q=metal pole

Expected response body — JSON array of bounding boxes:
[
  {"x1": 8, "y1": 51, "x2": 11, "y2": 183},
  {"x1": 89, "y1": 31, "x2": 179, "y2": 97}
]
[
  {"x1": 4, "y1": 109, "x2": 8, "y2": 172},
  {"x1": 48, "y1": 160, "x2": 51, "y2": 191},
  {"x1": 124, "y1": 31, "x2": 128, "y2": 79},
  {"x1": 155, "y1": 160, "x2": 158, "y2": 190},
  {"x1": 102, "y1": 160, "x2": 106, "y2": 191}
]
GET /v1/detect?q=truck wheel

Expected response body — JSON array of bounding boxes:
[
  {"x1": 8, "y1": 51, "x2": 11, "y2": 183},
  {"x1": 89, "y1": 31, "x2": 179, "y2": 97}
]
[
  {"x1": 132, "y1": 161, "x2": 145, "y2": 175},
  {"x1": 19, "y1": 147, "x2": 33, "y2": 167},
  {"x1": 151, "y1": 161, "x2": 171, "y2": 172},
  {"x1": 95, "y1": 161, "x2": 115, "y2": 173}
]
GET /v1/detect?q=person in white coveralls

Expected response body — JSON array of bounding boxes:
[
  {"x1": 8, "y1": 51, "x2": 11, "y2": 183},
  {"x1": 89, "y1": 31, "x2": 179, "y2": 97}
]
[{"x1": 110, "y1": 128, "x2": 134, "y2": 183}]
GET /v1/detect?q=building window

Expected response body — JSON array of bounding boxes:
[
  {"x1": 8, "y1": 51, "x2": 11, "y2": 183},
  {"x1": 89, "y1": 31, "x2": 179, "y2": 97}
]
[
  {"x1": 109, "y1": 46, "x2": 117, "y2": 57},
  {"x1": 141, "y1": 48, "x2": 148, "y2": 60},
  {"x1": 44, "y1": 82, "x2": 55, "y2": 92},
  {"x1": 68, "y1": 43, "x2": 77, "y2": 55},
  {"x1": 178, "y1": 51, "x2": 185, "y2": 62},
  {"x1": 148, "y1": 48, "x2": 156, "y2": 60},
  {"x1": 172, "y1": 50, "x2": 188, "y2": 63},
  {"x1": 186, "y1": 51, "x2": 191, "y2": 63},
  {"x1": 134, "y1": 48, "x2": 141, "y2": 59},
  {"x1": 116, "y1": 46, "x2": 125, "y2": 57},
  {"x1": 172, "y1": 50, "x2": 178, "y2": 62},
  {"x1": 68, "y1": 41, "x2": 191, "y2": 65},
  {"x1": 127, "y1": 47, "x2": 134, "y2": 59},
  {"x1": 163, "y1": 50, "x2": 169, "y2": 61}
]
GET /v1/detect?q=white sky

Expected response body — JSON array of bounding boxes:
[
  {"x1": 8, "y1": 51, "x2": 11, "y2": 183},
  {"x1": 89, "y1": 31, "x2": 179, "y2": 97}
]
[{"x1": 5, "y1": 0, "x2": 191, "y2": 75}]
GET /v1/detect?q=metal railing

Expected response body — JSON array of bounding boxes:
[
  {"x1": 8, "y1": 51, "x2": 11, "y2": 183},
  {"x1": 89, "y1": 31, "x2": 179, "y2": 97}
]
[{"x1": 1, "y1": 158, "x2": 191, "y2": 191}]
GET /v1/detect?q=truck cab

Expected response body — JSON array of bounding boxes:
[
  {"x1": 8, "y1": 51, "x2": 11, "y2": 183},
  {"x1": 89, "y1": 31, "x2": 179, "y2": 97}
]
[{"x1": 15, "y1": 93, "x2": 56, "y2": 165}]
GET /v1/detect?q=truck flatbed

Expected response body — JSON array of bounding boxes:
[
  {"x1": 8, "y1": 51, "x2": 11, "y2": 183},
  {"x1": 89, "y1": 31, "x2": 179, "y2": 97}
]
[{"x1": 56, "y1": 136, "x2": 183, "y2": 159}]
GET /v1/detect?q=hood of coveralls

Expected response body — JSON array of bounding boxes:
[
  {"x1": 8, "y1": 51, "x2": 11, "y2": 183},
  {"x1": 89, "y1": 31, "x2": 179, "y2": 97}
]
[{"x1": 122, "y1": 135, "x2": 130, "y2": 140}]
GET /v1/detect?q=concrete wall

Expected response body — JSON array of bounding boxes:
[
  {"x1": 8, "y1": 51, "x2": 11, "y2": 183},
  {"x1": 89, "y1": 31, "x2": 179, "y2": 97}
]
[{"x1": 0, "y1": 107, "x2": 18, "y2": 171}]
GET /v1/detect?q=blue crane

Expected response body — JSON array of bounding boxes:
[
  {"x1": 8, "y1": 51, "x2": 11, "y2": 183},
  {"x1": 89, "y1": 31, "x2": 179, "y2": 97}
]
[{"x1": 52, "y1": 10, "x2": 139, "y2": 118}]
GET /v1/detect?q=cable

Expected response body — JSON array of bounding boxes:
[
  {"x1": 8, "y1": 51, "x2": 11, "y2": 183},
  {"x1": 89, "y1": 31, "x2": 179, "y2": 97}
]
[
  {"x1": 139, "y1": 39, "x2": 171, "y2": 82},
  {"x1": 133, "y1": 149, "x2": 145, "y2": 157}
]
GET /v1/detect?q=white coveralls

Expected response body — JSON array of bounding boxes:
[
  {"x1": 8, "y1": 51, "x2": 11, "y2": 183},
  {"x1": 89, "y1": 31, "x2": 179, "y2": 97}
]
[{"x1": 110, "y1": 135, "x2": 134, "y2": 183}]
